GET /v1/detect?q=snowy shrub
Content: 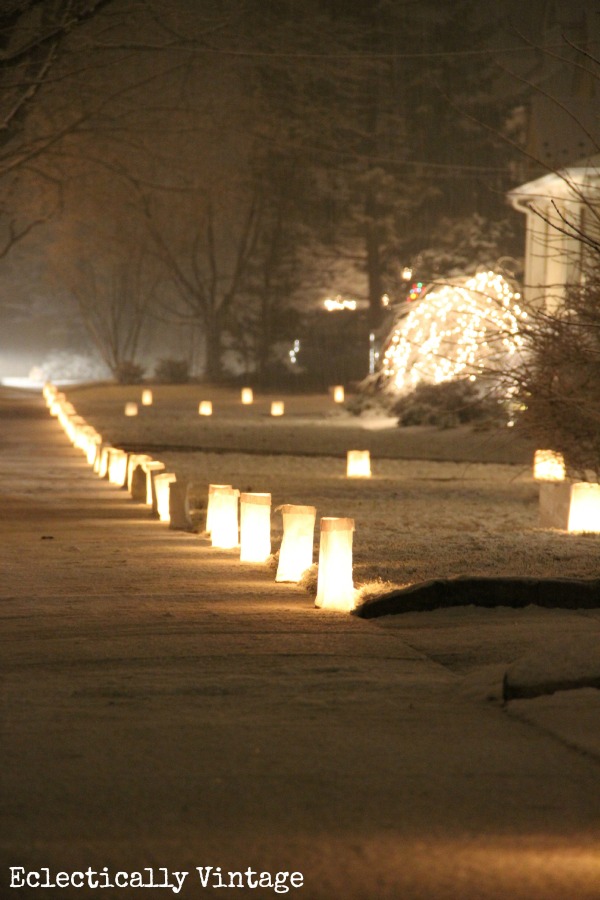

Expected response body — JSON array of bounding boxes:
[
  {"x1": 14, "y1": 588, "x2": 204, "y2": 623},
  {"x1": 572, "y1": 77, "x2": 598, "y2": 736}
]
[
  {"x1": 354, "y1": 579, "x2": 399, "y2": 606},
  {"x1": 298, "y1": 563, "x2": 318, "y2": 597},
  {"x1": 154, "y1": 358, "x2": 190, "y2": 384},
  {"x1": 345, "y1": 389, "x2": 394, "y2": 418},
  {"x1": 39, "y1": 351, "x2": 110, "y2": 384},
  {"x1": 415, "y1": 213, "x2": 522, "y2": 280},
  {"x1": 114, "y1": 360, "x2": 145, "y2": 384},
  {"x1": 392, "y1": 379, "x2": 506, "y2": 429}
]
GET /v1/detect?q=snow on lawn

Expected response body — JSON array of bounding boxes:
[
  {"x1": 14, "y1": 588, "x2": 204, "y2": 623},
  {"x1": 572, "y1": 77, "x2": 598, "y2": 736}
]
[
  {"x1": 67, "y1": 384, "x2": 600, "y2": 595},
  {"x1": 62, "y1": 384, "x2": 600, "y2": 716}
]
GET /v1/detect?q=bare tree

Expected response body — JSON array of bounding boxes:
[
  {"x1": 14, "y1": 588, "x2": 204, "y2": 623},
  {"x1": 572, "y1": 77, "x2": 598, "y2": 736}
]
[
  {"x1": 0, "y1": 1, "x2": 113, "y2": 159},
  {"x1": 0, "y1": 0, "x2": 118, "y2": 260},
  {"x1": 139, "y1": 183, "x2": 261, "y2": 380},
  {"x1": 70, "y1": 251, "x2": 158, "y2": 379},
  {"x1": 2, "y1": 0, "x2": 250, "y2": 372}
]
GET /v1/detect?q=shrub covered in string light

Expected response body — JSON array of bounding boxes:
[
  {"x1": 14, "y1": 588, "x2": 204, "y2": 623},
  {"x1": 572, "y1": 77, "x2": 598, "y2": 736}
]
[{"x1": 380, "y1": 271, "x2": 526, "y2": 395}]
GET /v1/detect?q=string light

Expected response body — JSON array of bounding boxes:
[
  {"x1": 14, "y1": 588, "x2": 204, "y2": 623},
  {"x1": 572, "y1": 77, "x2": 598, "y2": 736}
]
[
  {"x1": 380, "y1": 271, "x2": 526, "y2": 394},
  {"x1": 288, "y1": 339, "x2": 300, "y2": 364},
  {"x1": 408, "y1": 281, "x2": 425, "y2": 302},
  {"x1": 324, "y1": 296, "x2": 357, "y2": 312}
]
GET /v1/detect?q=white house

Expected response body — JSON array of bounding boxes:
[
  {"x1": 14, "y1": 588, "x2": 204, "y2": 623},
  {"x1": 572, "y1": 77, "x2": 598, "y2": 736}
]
[{"x1": 507, "y1": 156, "x2": 600, "y2": 311}]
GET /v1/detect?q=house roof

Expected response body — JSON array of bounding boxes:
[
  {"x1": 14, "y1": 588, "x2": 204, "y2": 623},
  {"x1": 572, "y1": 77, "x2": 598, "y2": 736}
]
[{"x1": 508, "y1": 155, "x2": 600, "y2": 210}]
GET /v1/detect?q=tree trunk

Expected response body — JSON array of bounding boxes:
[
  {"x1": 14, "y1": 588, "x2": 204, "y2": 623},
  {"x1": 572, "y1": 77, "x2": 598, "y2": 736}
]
[
  {"x1": 365, "y1": 217, "x2": 385, "y2": 331},
  {"x1": 203, "y1": 314, "x2": 222, "y2": 381},
  {"x1": 204, "y1": 334, "x2": 222, "y2": 381},
  {"x1": 256, "y1": 287, "x2": 273, "y2": 385}
]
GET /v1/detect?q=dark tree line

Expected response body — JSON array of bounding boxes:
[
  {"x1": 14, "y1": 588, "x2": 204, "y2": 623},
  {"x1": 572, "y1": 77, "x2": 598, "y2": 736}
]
[{"x1": 1, "y1": 0, "x2": 541, "y2": 382}]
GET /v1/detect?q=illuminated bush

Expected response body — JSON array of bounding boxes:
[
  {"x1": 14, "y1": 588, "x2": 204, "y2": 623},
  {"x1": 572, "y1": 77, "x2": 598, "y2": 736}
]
[{"x1": 380, "y1": 271, "x2": 526, "y2": 395}]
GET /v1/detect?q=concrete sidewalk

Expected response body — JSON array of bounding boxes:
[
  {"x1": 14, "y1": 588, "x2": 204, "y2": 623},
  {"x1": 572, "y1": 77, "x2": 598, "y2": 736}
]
[{"x1": 1, "y1": 389, "x2": 599, "y2": 900}]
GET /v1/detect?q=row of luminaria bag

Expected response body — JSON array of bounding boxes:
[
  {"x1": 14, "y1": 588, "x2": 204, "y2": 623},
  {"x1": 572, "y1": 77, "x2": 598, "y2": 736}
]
[
  {"x1": 45, "y1": 384, "x2": 359, "y2": 609},
  {"x1": 45, "y1": 388, "x2": 600, "y2": 611},
  {"x1": 204, "y1": 485, "x2": 355, "y2": 608}
]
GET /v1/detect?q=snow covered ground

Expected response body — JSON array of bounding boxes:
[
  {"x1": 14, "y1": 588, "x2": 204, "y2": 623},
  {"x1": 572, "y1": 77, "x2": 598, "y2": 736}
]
[
  {"x1": 63, "y1": 382, "x2": 600, "y2": 708},
  {"x1": 67, "y1": 383, "x2": 600, "y2": 595},
  {"x1": 2, "y1": 383, "x2": 599, "y2": 899}
]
